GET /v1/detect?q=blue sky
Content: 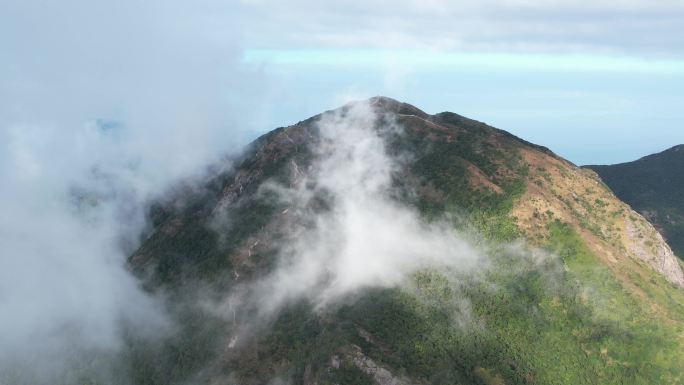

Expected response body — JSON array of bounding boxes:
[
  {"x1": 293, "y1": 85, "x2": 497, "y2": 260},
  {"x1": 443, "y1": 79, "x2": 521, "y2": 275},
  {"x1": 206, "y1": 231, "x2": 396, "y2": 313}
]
[
  {"x1": 2, "y1": 0, "x2": 683, "y2": 169},
  {"x1": 243, "y1": 49, "x2": 684, "y2": 165},
  {"x1": 233, "y1": 0, "x2": 684, "y2": 165}
]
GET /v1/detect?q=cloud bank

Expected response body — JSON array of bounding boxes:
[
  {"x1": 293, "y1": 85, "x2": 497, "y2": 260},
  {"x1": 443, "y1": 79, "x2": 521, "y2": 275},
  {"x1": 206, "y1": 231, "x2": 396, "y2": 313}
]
[{"x1": 0, "y1": 0, "x2": 268, "y2": 381}]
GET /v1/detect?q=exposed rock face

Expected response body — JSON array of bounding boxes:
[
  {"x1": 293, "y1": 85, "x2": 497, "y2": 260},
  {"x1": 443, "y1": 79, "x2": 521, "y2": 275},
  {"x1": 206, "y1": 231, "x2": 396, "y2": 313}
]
[
  {"x1": 586, "y1": 144, "x2": 684, "y2": 259},
  {"x1": 624, "y1": 212, "x2": 684, "y2": 287},
  {"x1": 341, "y1": 345, "x2": 415, "y2": 385},
  {"x1": 511, "y1": 147, "x2": 684, "y2": 287}
]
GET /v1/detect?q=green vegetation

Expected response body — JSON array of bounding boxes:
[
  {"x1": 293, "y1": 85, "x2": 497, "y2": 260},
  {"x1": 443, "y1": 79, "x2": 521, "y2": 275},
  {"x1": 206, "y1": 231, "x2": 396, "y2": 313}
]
[
  {"x1": 386, "y1": 112, "x2": 529, "y2": 246},
  {"x1": 105, "y1": 102, "x2": 684, "y2": 385},
  {"x1": 545, "y1": 221, "x2": 684, "y2": 384},
  {"x1": 327, "y1": 221, "x2": 684, "y2": 384},
  {"x1": 215, "y1": 218, "x2": 684, "y2": 384},
  {"x1": 124, "y1": 303, "x2": 226, "y2": 385},
  {"x1": 325, "y1": 364, "x2": 375, "y2": 385}
]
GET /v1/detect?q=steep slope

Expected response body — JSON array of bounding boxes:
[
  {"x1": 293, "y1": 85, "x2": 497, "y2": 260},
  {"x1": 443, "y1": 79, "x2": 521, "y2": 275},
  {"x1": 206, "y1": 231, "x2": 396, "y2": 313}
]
[
  {"x1": 22, "y1": 97, "x2": 684, "y2": 385},
  {"x1": 585, "y1": 145, "x2": 684, "y2": 259}
]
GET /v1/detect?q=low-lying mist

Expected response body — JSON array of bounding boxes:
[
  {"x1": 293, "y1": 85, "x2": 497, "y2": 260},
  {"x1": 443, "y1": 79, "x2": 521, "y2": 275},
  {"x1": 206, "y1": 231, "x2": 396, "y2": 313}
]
[{"x1": 0, "y1": 1, "x2": 268, "y2": 383}]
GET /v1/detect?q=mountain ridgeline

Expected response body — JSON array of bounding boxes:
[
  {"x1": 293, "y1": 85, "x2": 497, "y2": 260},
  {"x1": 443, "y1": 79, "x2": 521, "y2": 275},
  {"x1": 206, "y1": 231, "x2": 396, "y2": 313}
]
[
  {"x1": 12, "y1": 98, "x2": 684, "y2": 385},
  {"x1": 586, "y1": 145, "x2": 684, "y2": 260}
]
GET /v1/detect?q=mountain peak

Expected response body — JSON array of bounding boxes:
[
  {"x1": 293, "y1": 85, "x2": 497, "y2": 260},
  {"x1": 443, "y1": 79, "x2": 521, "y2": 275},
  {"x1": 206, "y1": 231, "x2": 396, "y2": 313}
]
[
  {"x1": 126, "y1": 100, "x2": 684, "y2": 385},
  {"x1": 365, "y1": 96, "x2": 430, "y2": 117}
]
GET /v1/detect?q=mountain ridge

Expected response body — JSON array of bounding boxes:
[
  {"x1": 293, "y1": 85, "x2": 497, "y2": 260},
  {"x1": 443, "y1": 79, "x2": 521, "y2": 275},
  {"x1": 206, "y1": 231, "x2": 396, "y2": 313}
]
[
  {"x1": 585, "y1": 144, "x2": 684, "y2": 259},
  {"x1": 20, "y1": 97, "x2": 684, "y2": 385}
]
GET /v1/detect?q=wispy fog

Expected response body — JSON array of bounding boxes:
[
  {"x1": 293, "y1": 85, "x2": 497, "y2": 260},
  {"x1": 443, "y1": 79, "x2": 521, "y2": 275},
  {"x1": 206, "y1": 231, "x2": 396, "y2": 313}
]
[{"x1": 211, "y1": 100, "x2": 485, "y2": 328}]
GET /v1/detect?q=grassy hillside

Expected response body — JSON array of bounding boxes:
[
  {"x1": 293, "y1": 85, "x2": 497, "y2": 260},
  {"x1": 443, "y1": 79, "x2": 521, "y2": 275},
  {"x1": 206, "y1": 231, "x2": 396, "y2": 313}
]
[{"x1": 586, "y1": 145, "x2": 684, "y2": 259}]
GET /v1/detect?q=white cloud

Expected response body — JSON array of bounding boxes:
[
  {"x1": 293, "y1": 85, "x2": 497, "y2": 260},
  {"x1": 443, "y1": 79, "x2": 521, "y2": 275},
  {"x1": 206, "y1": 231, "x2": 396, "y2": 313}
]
[
  {"x1": 0, "y1": 0, "x2": 269, "y2": 381},
  {"x1": 238, "y1": 100, "x2": 483, "y2": 318}
]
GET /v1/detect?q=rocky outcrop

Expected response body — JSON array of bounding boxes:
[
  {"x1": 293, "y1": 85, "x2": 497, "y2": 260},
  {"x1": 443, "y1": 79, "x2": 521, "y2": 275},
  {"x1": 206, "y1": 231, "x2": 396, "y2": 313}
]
[
  {"x1": 512, "y1": 147, "x2": 684, "y2": 288},
  {"x1": 624, "y1": 210, "x2": 684, "y2": 287},
  {"x1": 338, "y1": 345, "x2": 416, "y2": 385}
]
